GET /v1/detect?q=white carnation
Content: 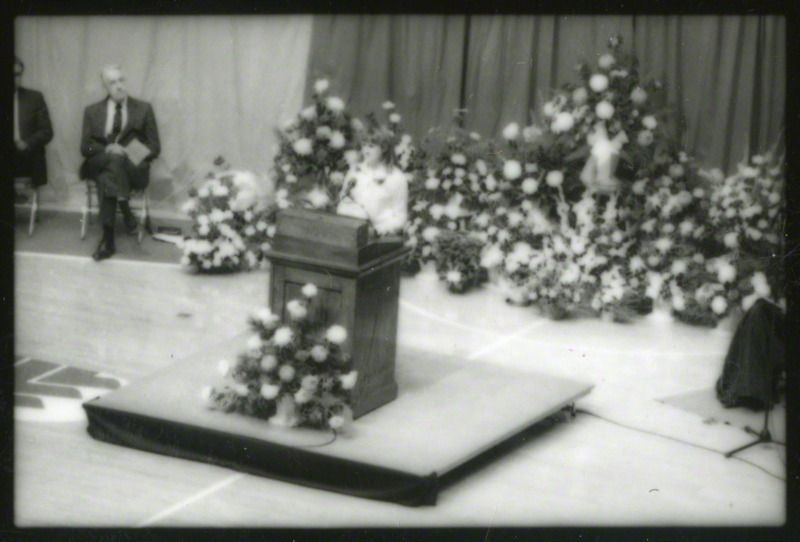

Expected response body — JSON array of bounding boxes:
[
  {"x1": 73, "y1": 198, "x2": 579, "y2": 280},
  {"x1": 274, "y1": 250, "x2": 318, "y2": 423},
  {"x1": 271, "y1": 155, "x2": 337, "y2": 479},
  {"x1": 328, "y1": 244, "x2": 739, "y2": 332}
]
[
  {"x1": 502, "y1": 122, "x2": 520, "y2": 140},
  {"x1": 326, "y1": 325, "x2": 348, "y2": 345},
  {"x1": 551, "y1": 112, "x2": 575, "y2": 133},
  {"x1": 595, "y1": 101, "x2": 615, "y2": 119},
  {"x1": 292, "y1": 138, "x2": 313, "y2": 155},
  {"x1": 589, "y1": 74, "x2": 609, "y2": 92},
  {"x1": 503, "y1": 160, "x2": 523, "y2": 180},
  {"x1": 314, "y1": 79, "x2": 330, "y2": 94}
]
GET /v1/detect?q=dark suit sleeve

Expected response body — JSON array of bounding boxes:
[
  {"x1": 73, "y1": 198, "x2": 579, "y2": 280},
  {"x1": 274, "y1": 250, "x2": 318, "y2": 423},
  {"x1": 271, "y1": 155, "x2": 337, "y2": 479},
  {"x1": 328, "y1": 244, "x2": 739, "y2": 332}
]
[
  {"x1": 23, "y1": 91, "x2": 53, "y2": 149},
  {"x1": 142, "y1": 103, "x2": 161, "y2": 162},
  {"x1": 81, "y1": 106, "x2": 105, "y2": 158}
]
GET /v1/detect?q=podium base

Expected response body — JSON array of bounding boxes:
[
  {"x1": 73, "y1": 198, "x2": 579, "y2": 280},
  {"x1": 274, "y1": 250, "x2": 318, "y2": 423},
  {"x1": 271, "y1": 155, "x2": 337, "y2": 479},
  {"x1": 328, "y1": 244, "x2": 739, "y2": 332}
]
[{"x1": 84, "y1": 338, "x2": 592, "y2": 506}]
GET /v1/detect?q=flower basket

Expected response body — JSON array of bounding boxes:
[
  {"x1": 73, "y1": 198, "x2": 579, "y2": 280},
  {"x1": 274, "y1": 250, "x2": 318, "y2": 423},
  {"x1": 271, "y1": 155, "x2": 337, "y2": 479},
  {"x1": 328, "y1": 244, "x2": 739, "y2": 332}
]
[{"x1": 433, "y1": 230, "x2": 487, "y2": 293}]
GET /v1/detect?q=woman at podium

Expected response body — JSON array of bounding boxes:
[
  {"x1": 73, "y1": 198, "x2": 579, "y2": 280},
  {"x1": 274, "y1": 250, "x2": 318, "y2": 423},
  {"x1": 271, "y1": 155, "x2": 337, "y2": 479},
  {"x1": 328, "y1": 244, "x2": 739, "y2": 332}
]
[{"x1": 336, "y1": 131, "x2": 408, "y2": 237}]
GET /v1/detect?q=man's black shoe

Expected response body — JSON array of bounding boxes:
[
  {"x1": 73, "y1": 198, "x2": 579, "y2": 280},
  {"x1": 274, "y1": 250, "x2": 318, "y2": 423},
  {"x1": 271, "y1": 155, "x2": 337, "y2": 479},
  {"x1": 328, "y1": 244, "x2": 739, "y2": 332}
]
[
  {"x1": 92, "y1": 240, "x2": 116, "y2": 261},
  {"x1": 124, "y1": 216, "x2": 139, "y2": 235}
]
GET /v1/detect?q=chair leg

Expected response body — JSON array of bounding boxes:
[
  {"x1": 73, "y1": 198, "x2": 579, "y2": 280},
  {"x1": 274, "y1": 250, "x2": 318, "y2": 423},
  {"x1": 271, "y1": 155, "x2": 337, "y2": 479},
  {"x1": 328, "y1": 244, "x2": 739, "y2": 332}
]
[
  {"x1": 28, "y1": 188, "x2": 38, "y2": 236},
  {"x1": 138, "y1": 190, "x2": 149, "y2": 244},
  {"x1": 81, "y1": 180, "x2": 92, "y2": 240}
]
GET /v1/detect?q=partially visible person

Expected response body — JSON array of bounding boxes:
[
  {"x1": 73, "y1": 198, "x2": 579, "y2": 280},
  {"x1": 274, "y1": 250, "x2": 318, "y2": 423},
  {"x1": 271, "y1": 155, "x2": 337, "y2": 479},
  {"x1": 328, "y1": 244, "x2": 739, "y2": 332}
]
[
  {"x1": 80, "y1": 64, "x2": 161, "y2": 261},
  {"x1": 336, "y1": 130, "x2": 408, "y2": 237},
  {"x1": 14, "y1": 56, "x2": 53, "y2": 202}
]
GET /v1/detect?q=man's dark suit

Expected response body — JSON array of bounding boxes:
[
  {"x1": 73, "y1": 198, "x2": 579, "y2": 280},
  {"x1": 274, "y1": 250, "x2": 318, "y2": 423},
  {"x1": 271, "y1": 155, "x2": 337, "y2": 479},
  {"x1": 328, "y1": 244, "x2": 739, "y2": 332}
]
[
  {"x1": 80, "y1": 96, "x2": 161, "y2": 198},
  {"x1": 16, "y1": 86, "x2": 54, "y2": 187}
]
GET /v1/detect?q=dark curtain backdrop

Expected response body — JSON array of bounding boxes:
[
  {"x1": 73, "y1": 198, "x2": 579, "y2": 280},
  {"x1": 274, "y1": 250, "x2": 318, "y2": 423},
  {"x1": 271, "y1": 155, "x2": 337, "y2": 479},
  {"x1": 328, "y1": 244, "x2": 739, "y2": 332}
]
[{"x1": 307, "y1": 15, "x2": 785, "y2": 172}]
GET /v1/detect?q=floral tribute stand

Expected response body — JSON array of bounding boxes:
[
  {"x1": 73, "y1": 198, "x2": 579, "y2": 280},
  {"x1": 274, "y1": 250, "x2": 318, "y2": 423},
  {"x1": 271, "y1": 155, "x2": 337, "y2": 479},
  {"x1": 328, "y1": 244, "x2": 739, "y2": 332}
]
[{"x1": 265, "y1": 208, "x2": 409, "y2": 418}]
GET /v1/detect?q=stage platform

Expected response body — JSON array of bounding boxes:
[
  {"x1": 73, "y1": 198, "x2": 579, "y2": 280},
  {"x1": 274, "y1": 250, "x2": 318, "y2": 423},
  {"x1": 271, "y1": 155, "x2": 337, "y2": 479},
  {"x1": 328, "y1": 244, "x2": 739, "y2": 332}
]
[{"x1": 84, "y1": 337, "x2": 592, "y2": 506}]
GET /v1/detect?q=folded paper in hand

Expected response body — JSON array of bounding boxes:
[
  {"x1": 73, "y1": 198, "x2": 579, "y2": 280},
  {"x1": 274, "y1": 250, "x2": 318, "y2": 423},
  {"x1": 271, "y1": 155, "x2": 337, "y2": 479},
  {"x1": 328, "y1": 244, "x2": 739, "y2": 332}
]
[{"x1": 124, "y1": 139, "x2": 151, "y2": 166}]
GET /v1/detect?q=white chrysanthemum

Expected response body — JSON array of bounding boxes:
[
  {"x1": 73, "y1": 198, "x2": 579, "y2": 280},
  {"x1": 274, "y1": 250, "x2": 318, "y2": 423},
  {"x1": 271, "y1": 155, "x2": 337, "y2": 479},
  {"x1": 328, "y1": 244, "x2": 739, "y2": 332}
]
[
  {"x1": 306, "y1": 187, "x2": 330, "y2": 209},
  {"x1": 301, "y1": 106, "x2": 316, "y2": 120},
  {"x1": 451, "y1": 153, "x2": 467, "y2": 166},
  {"x1": 671, "y1": 259, "x2": 688, "y2": 276},
  {"x1": 425, "y1": 177, "x2": 440, "y2": 190},
  {"x1": 520, "y1": 177, "x2": 539, "y2": 195},
  {"x1": 723, "y1": 231, "x2": 739, "y2": 249},
  {"x1": 630, "y1": 86, "x2": 648, "y2": 105},
  {"x1": 429, "y1": 204, "x2": 445, "y2": 221},
  {"x1": 484, "y1": 175, "x2": 498, "y2": 191},
  {"x1": 503, "y1": 122, "x2": 520, "y2": 140},
  {"x1": 292, "y1": 138, "x2": 313, "y2": 155},
  {"x1": 273, "y1": 326, "x2": 294, "y2": 346},
  {"x1": 595, "y1": 101, "x2": 615, "y2": 119},
  {"x1": 669, "y1": 164, "x2": 685, "y2": 178},
  {"x1": 310, "y1": 344, "x2": 328, "y2": 363},
  {"x1": 300, "y1": 375, "x2": 320, "y2": 392},
  {"x1": 551, "y1": 112, "x2": 575, "y2": 133},
  {"x1": 589, "y1": 73, "x2": 609, "y2": 92},
  {"x1": 503, "y1": 160, "x2": 523, "y2": 180},
  {"x1": 422, "y1": 226, "x2": 441, "y2": 243},
  {"x1": 231, "y1": 383, "x2": 249, "y2": 396},
  {"x1": 481, "y1": 245, "x2": 504, "y2": 268},
  {"x1": 260, "y1": 382, "x2": 280, "y2": 399},
  {"x1": 217, "y1": 359, "x2": 231, "y2": 377},
  {"x1": 247, "y1": 334, "x2": 263, "y2": 351},
  {"x1": 637, "y1": 130, "x2": 654, "y2": 146},
  {"x1": 382, "y1": 101, "x2": 395, "y2": 110},
  {"x1": 314, "y1": 79, "x2": 330, "y2": 94},
  {"x1": 546, "y1": 170, "x2": 564, "y2": 187},
  {"x1": 654, "y1": 237, "x2": 673, "y2": 254},
  {"x1": 337, "y1": 371, "x2": 357, "y2": 391},
  {"x1": 598, "y1": 53, "x2": 615, "y2": 69},
  {"x1": 572, "y1": 87, "x2": 588, "y2": 105},
  {"x1": 642, "y1": 115, "x2": 658, "y2": 130},
  {"x1": 329, "y1": 130, "x2": 346, "y2": 148},
  {"x1": 278, "y1": 364, "x2": 295, "y2": 382},
  {"x1": 445, "y1": 270, "x2": 463, "y2": 284},
  {"x1": 389, "y1": 113, "x2": 401, "y2": 123},
  {"x1": 326, "y1": 325, "x2": 347, "y2": 345},
  {"x1": 326, "y1": 96, "x2": 345, "y2": 112},
  {"x1": 710, "y1": 295, "x2": 728, "y2": 315},
  {"x1": 302, "y1": 283, "x2": 318, "y2": 298},
  {"x1": 286, "y1": 300, "x2": 308, "y2": 320},
  {"x1": 260, "y1": 354, "x2": 277, "y2": 371},
  {"x1": 717, "y1": 261, "x2": 736, "y2": 284}
]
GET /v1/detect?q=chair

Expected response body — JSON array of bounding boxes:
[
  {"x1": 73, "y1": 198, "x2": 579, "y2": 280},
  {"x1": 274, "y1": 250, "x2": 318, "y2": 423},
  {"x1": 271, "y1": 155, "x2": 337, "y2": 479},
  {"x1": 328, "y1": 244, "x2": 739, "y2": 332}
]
[
  {"x1": 14, "y1": 177, "x2": 39, "y2": 237},
  {"x1": 80, "y1": 178, "x2": 151, "y2": 243}
]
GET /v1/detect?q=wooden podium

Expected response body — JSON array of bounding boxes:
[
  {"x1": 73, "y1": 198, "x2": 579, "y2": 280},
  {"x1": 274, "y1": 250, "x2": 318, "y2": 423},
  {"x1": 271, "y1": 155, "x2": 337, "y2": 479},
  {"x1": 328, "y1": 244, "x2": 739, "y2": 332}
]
[{"x1": 265, "y1": 208, "x2": 410, "y2": 418}]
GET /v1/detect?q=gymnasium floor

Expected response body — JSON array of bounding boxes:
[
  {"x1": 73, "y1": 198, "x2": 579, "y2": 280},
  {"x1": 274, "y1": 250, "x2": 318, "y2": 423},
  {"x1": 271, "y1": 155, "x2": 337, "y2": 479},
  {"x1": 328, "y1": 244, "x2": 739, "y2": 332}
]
[{"x1": 13, "y1": 211, "x2": 787, "y2": 528}]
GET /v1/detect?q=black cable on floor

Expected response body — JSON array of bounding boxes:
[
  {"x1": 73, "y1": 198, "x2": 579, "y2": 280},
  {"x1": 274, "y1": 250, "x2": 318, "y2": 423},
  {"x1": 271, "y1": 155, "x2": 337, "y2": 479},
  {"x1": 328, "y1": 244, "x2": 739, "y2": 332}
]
[{"x1": 573, "y1": 407, "x2": 786, "y2": 482}]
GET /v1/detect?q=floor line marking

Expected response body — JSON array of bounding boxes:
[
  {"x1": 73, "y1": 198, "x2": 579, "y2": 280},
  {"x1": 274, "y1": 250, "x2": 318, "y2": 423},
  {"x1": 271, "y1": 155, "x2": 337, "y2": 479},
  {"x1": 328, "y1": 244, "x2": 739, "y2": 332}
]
[
  {"x1": 399, "y1": 298, "x2": 532, "y2": 337},
  {"x1": 15, "y1": 250, "x2": 184, "y2": 269},
  {"x1": 14, "y1": 357, "x2": 32, "y2": 366},
  {"x1": 136, "y1": 473, "x2": 244, "y2": 527},
  {"x1": 467, "y1": 318, "x2": 549, "y2": 361},
  {"x1": 28, "y1": 364, "x2": 69, "y2": 383}
]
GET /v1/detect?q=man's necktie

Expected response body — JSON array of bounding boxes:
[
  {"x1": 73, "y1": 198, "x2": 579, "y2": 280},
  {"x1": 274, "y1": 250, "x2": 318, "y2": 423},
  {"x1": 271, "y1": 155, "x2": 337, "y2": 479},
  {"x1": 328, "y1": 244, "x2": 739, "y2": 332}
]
[{"x1": 110, "y1": 102, "x2": 122, "y2": 142}]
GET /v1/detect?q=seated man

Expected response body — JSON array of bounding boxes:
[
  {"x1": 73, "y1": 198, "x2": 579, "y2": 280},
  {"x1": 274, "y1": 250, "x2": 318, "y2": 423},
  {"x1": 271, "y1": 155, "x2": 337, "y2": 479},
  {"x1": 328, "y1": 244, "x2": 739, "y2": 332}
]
[
  {"x1": 15, "y1": 56, "x2": 54, "y2": 201},
  {"x1": 80, "y1": 64, "x2": 161, "y2": 261}
]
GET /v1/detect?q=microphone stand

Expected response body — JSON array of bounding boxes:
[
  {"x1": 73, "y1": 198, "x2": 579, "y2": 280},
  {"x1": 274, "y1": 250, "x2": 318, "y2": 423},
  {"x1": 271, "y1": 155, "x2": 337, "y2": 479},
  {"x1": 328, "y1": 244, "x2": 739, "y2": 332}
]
[{"x1": 724, "y1": 400, "x2": 785, "y2": 458}]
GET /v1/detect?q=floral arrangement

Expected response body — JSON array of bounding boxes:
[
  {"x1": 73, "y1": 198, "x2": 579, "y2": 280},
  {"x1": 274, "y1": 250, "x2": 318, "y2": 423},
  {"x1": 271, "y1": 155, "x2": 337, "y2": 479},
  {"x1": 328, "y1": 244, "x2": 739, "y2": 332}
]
[
  {"x1": 433, "y1": 230, "x2": 488, "y2": 293},
  {"x1": 180, "y1": 156, "x2": 271, "y2": 273},
  {"x1": 271, "y1": 79, "x2": 360, "y2": 216},
  {"x1": 664, "y1": 152, "x2": 785, "y2": 326},
  {"x1": 202, "y1": 283, "x2": 358, "y2": 431},
  {"x1": 404, "y1": 110, "x2": 500, "y2": 275}
]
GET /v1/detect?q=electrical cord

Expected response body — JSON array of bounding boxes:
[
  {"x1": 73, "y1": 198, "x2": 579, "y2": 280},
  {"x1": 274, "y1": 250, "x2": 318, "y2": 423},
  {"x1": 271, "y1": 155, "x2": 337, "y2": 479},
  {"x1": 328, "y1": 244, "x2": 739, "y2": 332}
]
[{"x1": 572, "y1": 407, "x2": 786, "y2": 482}]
